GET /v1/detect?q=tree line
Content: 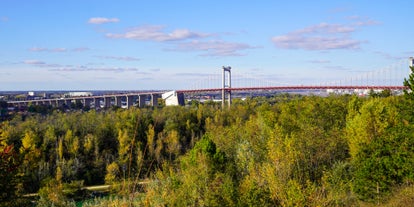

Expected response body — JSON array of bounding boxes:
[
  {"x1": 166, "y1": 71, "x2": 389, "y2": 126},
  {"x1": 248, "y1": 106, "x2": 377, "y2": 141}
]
[{"x1": 1, "y1": 92, "x2": 414, "y2": 206}]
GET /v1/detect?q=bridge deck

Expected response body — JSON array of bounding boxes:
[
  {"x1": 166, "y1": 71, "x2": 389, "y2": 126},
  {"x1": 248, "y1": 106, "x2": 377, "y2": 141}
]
[
  {"x1": 6, "y1": 86, "x2": 406, "y2": 105},
  {"x1": 177, "y1": 85, "x2": 406, "y2": 93}
]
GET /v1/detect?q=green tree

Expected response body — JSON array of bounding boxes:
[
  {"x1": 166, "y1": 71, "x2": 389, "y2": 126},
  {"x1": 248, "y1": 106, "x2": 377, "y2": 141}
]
[
  {"x1": 0, "y1": 101, "x2": 7, "y2": 120},
  {"x1": 0, "y1": 143, "x2": 21, "y2": 206},
  {"x1": 346, "y1": 97, "x2": 414, "y2": 201},
  {"x1": 145, "y1": 135, "x2": 233, "y2": 206},
  {"x1": 346, "y1": 98, "x2": 397, "y2": 159},
  {"x1": 37, "y1": 178, "x2": 71, "y2": 207},
  {"x1": 42, "y1": 126, "x2": 57, "y2": 162},
  {"x1": 352, "y1": 125, "x2": 414, "y2": 201},
  {"x1": 403, "y1": 65, "x2": 414, "y2": 98}
]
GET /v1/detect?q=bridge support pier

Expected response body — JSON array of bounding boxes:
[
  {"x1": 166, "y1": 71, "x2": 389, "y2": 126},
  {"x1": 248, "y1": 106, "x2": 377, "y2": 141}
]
[
  {"x1": 126, "y1": 95, "x2": 134, "y2": 109},
  {"x1": 57, "y1": 100, "x2": 65, "y2": 108},
  {"x1": 138, "y1": 95, "x2": 146, "y2": 108},
  {"x1": 65, "y1": 100, "x2": 72, "y2": 108},
  {"x1": 93, "y1": 98, "x2": 100, "y2": 109},
  {"x1": 83, "y1": 98, "x2": 92, "y2": 108},
  {"x1": 7, "y1": 92, "x2": 166, "y2": 110},
  {"x1": 151, "y1": 94, "x2": 159, "y2": 107},
  {"x1": 115, "y1": 96, "x2": 122, "y2": 107},
  {"x1": 74, "y1": 99, "x2": 82, "y2": 108},
  {"x1": 50, "y1": 100, "x2": 57, "y2": 108},
  {"x1": 222, "y1": 66, "x2": 231, "y2": 108},
  {"x1": 104, "y1": 97, "x2": 111, "y2": 108}
]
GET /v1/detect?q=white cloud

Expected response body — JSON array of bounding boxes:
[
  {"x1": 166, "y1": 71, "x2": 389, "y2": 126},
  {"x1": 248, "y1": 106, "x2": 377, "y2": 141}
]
[
  {"x1": 324, "y1": 65, "x2": 350, "y2": 71},
  {"x1": 29, "y1": 47, "x2": 48, "y2": 52},
  {"x1": 96, "y1": 55, "x2": 140, "y2": 61},
  {"x1": 29, "y1": 47, "x2": 90, "y2": 52},
  {"x1": 172, "y1": 40, "x2": 255, "y2": 56},
  {"x1": 88, "y1": 17, "x2": 119, "y2": 24},
  {"x1": 23, "y1": 60, "x2": 46, "y2": 65},
  {"x1": 272, "y1": 35, "x2": 361, "y2": 50},
  {"x1": 347, "y1": 15, "x2": 381, "y2": 26},
  {"x1": 22, "y1": 59, "x2": 139, "y2": 73},
  {"x1": 174, "y1": 72, "x2": 216, "y2": 77},
  {"x1": 308, "y1": 59, "x2": 331, "y2": 64},
  {"x1": 72, "y1": 47, "x2": 90, "y2": 52},
  {"x1": 103, "y1": 24, "x2": 253, "y2": 56},
  {"x1": 49, "y1": 67, "x2": 138, "y2": 72},
  {"x1": 294, "y1": 23, "x2": 355, "y2": 34},
  {"x1": 106, "y1": 25, "x2": 210, "y2": 42},
  {"x1": 373, "y1": 51, "x2": 402, "y2": 60},
  {"x1": 149, "y1": 68, "x2": 160, "y2": 72},
  {"x1": 52, "y1": 48, "x2": 67, "y2": 52},
  {"x1": 271, "y1": 22, "x2": 373, "y2": 50}
]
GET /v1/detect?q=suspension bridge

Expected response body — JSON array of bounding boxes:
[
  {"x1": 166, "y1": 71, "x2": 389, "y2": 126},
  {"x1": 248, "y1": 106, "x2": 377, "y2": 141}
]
[
  {"x1": 6, "y1": 57, "x2": 413, "y2": 108},
  {"x1": 180, "y1": 58, "x2": 412, "y2": 93}
]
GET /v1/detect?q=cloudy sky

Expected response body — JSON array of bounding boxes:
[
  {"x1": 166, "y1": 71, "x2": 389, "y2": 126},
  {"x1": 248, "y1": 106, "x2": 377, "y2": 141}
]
[{"x1": 0, "y1": 1, "x2": 413, "y2": 90}]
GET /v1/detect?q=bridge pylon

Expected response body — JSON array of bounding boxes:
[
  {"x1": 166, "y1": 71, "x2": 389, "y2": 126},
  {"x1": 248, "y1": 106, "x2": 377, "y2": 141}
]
[{"x1": 222, "y1": 66, "x2": 231, "y2": 108}]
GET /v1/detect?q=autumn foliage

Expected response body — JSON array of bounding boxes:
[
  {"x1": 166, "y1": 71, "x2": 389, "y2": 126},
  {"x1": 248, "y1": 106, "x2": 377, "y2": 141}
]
[{"x1": 1, "y1": 94, "x2": 414, "y2": 206}]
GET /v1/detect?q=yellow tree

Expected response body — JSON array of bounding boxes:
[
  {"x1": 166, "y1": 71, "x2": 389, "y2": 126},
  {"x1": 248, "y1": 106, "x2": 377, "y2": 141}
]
[
  {"x1": 146, "y1": 124, "x2": 155, "y2": 158},
  {"x1": 69, "y1": 136, "x2": 79, "y2": 158},
  {"x1": 20, "y1": 130, "x2": 38, "y2": 153},
  {"x1": 19, "y1": 130, "x2": 41, "y2": 193},
  {"x1": 56, "y1": 137, "x2": 64, "y2": 183},
  {"x1": 117, "y1": 129, "x2": 131, "y2": 167},
  {"x1": 105, "y1": 162, "x2": 120, "y2": 184},
  {"x1": 155, "y1": 133, "x2": 164, "y2": 163},
  {"x1": 164, "y1": 130, "x2": 181, "y2": 161},
  {"x1": 83, "y1": 134, "x2": 95, "y2": 155},
  {"x1": 346, "y1": 98, "x2": 397, "y2": 159},
  {"x1": 0, "y1": 122, "x2": 11, "y2": 146},
  {"x1": 64, "y1": 129, "x2": 80, "y2": 158}
]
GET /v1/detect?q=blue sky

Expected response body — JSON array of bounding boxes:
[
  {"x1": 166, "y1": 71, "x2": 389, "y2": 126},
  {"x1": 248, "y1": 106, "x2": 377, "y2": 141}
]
[{"x1": 0, "y1": 0, "x2": 413, "y2": 90}]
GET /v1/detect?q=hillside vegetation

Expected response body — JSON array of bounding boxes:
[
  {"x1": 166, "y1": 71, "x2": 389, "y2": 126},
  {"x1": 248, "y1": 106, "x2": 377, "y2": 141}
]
[{"x1": 1, "y1": 94, "x2": 414, "y2": 206}]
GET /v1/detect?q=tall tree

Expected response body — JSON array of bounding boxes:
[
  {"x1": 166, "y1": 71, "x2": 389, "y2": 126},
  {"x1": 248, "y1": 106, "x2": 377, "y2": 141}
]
[
  {"x1": 0, "y1": 143, "x2": 20, "y2": 205},
  {"x1": 117, "y1": 129, "x2": 132, "y2": 167},
  {"x1": 164, "y1": 130, "x2": 181, "y2": 161},
  {"x1": 403, "y1": 66, "x2": 414, "y2": 98},
  {"x1": 146, "y1": 124, "x2": 155, "y2": 158},
  {"x1": 19, "y1": 130, "x2": 41, "y2": 193}
]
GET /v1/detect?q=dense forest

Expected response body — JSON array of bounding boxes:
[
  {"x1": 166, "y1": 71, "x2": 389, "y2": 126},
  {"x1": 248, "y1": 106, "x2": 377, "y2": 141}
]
[{"x1": 1, "y1": 92, "x2": 414, "y2": 206}]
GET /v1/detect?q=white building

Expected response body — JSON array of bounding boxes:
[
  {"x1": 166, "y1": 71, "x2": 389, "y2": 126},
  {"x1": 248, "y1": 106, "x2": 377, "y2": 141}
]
[
  {"x1": 65, "y1": 92, "x2": 93, "y2": 97},
  {"x1": 162, "y1": 91, "x2": 184, "y2": 106}
]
